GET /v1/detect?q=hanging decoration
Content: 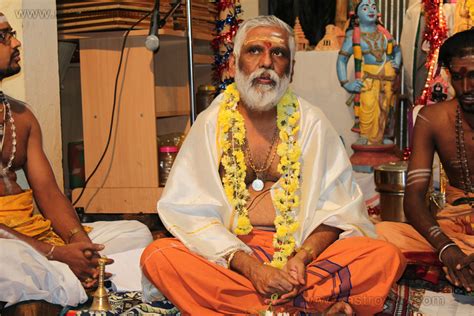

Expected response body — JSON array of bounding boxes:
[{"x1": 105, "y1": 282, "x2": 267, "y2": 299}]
[
  {"x1": 415, "y1": 0, "x2": 448, "y2": 106},
  {"x1": 212, "y1": 0, "x2": 242, "y2": 93},
  {"x1": 464, "y1": 0, "x2": 474, "y2": 26}
]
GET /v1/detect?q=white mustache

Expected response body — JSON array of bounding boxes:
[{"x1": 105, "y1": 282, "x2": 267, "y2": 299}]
[{"x1": 248, "y1": 68, "x2": 280, "y2": 87}]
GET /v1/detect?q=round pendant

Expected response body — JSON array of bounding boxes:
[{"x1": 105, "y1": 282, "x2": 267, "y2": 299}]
[{"x1": 252, "y1": 178, "x2": 264, "y2": 191}]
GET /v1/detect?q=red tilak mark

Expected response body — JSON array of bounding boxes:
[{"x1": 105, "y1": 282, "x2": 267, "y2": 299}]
[{"x1": 263, "y1": 41, "x2": 272, "y2": 49}]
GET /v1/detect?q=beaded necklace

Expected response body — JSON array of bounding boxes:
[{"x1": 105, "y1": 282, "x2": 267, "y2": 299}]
[
  {"x1": 455, "y1": 104, "x2": 473, "y2": 207},
  {"x1": 0, "y1": 92, "x2": 16, "y2": 178}
]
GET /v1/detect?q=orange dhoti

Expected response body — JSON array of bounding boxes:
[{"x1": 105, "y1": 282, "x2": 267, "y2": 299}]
[
  {"x1": 376, "y1": 186, "x2": 474, "y2": 264},
  {"x1": 141, "y1": 230, "x2": 406, "y2": 315}
]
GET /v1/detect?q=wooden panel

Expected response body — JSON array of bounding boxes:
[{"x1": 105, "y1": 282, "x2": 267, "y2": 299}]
[
  {"x1": 154, "y1": 39, "x2": 190, "y2": 116},
  {"x1": 156, "y1": 115, "x2": 189, "y2": 136},
  {"x1": 80, "y1": 34, "x2": 159, "y2": 188},
  {"x1": 194, "y1": 54, "x2": 213, "y2": 65},
  {"x1": 72, "y1": 187, "x2": 163, "y2": 213}
]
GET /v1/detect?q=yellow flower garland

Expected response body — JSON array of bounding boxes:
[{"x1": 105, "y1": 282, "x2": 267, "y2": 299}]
[
  {"x1": 218, "y1": 83, "x2": 302, "y2": 268},
  {"x1": 466, "y1": 0, "x2": 474, "y2": 26}
]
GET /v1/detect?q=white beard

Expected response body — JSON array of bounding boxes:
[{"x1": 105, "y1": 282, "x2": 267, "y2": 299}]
[{"x1": 234, "y1": 67, "x2": 290, "y2": 112}]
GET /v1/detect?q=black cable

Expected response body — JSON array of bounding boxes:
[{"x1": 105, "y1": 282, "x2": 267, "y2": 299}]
[
  {"x1": 73, "y1": 11, "x2": 152, "y2": 206},
  {"x1": 247, "y1": 188, "x2": 272, "y2": 212}
]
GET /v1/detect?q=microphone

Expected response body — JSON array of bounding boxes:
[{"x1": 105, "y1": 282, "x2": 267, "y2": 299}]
[{"x1": 145, "y1": 0, "x2": 160, "y2": 52}]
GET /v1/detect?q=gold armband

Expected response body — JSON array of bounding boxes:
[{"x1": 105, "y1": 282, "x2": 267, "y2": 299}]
[
  {"x1": 296, "y1": 245, "x2": 314, "y2": 259},
  {"x1": 45, "y1": 244, "x2": 56, "y2": 260},
  {"x1": 338, "y1": 50, "x2": 351, "y2": 57},
  {"x1": 68, "y1": 227, "x2": 83, "y2": 243},
  {"x1": 226, "y1": 250, "x2": 240, "y2": 269},
  {"x1": 339, "y1": 80, "x2": 349, "y2": 87}
]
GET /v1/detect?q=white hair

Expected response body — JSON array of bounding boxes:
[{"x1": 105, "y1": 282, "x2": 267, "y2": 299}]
[{"x1": 233, "y1": 15, "x2": 296, "y2": 62}]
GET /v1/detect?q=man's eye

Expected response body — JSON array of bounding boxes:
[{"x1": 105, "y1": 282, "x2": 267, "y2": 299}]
[
  {"x1": 248, "y1": 47, "x2": 261, "y2": 54},
  {"x1": 452, "y1": 74, "x2": 463, "y2": 81},
  {"x1": 273, "y1": 51, "x2": 283, "y2": 57}
]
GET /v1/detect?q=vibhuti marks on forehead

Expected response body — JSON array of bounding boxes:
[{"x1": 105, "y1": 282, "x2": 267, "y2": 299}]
[
  {"x1": 244, "y1": 32, "x2": 286, "y2": 46},
  {"x1": 0, "y1": 13, "x2": 8, "y2": 24}
]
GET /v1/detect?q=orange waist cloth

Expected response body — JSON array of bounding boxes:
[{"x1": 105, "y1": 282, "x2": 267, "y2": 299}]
[
  {"x1": 141, "y1": 230, "x2": 405, "y2": 315},
  {"x1": 0, "y1": 190, "x2": 65, "y2": 245},
  {"x1": 445, "y1": 184, "x2": 474, "y2": 205},
  {"x1": 376, "y1": 185, "x2": 474, "y2": 264}
]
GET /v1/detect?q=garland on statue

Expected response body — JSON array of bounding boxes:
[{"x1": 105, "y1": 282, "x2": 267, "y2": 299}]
[
  {"x1": 415, "y1": 0, "x2": 448, "y2": 106},
  {"x1": 212, "y1": 0, "x2": 242, "y2": 93},
  {"x1": 465, "y1": 0, "x2": 474, "y2": 26},
  {"x1": 218, "y1": 83, "x2": 302, "y2": 269}
]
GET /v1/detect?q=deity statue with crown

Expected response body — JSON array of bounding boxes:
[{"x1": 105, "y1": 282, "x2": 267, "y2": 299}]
[
  {"x1": 336, "y1": 0, "x2": 402, "y2": 168},
  {"x1": 337, "y1": 0, "x2": 401, "y2": 145}
]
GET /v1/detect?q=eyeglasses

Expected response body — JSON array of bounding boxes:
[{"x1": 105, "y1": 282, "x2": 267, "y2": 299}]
[{"x1": 0, "y1": 29, "x2": 17, "y2": 45}]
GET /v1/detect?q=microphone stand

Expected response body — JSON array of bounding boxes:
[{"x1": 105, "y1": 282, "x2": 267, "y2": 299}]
[
  {"x1": 159, "y1": 1, "x2": 182, "y2": 28},
  {"x1": 185, "y1": 0, "x2": 196, "y2": 124},
  {"x1": 154, "y1": 0, "x2": 196, "y2": 125}
]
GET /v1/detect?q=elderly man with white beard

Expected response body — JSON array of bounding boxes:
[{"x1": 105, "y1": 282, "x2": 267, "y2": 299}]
[{"x1": 141, "y1": 16, "x2": 405, "y2": 315}]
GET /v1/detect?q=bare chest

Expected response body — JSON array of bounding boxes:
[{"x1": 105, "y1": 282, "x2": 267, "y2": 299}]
[
  {"x1": 435, "y1": 125, "x2": 474, "y2": 190},
  {"x1": 0, "y1": 110, "x2": 28, "y2": 172}
]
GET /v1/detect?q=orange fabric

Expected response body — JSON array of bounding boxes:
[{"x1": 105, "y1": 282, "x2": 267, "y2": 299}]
[
  {"x1": 376, "y1": 187, "x2": 474, "y2": 264},
  {"x1": 0, "y1": 190, "x2": 91, "y2": 246},
  {"x1": 0, "y1": 190, "x2": 65, "y2": 245},
  {"x1": 141, "y1": 230, "x2": 405, "y2": 315}
]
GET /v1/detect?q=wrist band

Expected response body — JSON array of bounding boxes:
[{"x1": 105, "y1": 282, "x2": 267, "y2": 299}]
[
  {"x1": 438, "y1": 242, "x2": 457, "y2": 263},
  {"x1": 68, "y1": 227, "x2": 83, "y2": 243},
  {"x1": 339, "y1": 80, "x2": 349, "y2": 87},
  {"x1": 338, "y1": 50, "x2": 351, "y2": 57},
  {"x1": 296, "y1": 245, "x2": 314, "y2": 260},
  {"x1": 45, "y1": 245, "x2": 56, "y2": 260},
  {"x1": 226, "y1": 250, "x2": 240, "y2": 269}
]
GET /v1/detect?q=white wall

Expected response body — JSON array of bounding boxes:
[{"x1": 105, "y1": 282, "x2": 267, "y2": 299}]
[
  {"x1": 240, "y1": 0, "x2": 268, "y2": 20},
  {"x1": 0, "y1": 0, "x2": 63, "y2": 190}
]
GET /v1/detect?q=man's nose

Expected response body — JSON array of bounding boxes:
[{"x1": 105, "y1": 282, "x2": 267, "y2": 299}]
[
  {"x1": 259, "y1": 51, "x2": 273, "y2": 69},
  {"x1": 11, "y1": 36, "x2": 21, "y2": 48},
  {"x1": 463, "y1": 77, "x2": 473, "y2": 93}
]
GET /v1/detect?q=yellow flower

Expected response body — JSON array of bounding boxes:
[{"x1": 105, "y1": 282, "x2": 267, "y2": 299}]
[
  {"x1": 276, "y1": 225, "x2": 289, "y2": 238},
  {"x1": 279, "y1": 130, "x2": 289, "y2": 142},
  {"x1": 289, "y1": 221, "x2": 299, "y2": 233},
  {"x1": 234, "y1": 131, "x2": 244, "y2": 144},
  {"x1": 219, "y1": 84, "x2": 302, "y2": 269},
  {"x1": 280, "y1": 91, "x2": 292, "y2": 105},
  {"x1": 224, "y1": 186, "x2": 234, "y2": 199}
]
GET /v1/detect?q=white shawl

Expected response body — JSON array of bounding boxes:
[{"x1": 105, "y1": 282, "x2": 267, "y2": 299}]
[{"x1": 157, "y1": 94, "x2": 376, "y2": 267}]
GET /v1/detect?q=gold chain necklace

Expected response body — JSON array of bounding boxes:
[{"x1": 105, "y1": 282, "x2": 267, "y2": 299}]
[{"x1": 245, "y1": 126, "x2": 279, "y2": 191}]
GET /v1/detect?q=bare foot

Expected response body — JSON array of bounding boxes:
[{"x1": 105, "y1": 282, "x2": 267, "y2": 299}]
[{"x1": 323, "y1": 301, "x2": 354, "y2": 315}]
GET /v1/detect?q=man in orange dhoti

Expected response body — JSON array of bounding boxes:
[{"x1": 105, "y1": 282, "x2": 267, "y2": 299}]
[
  {"x1": 377, "y1": 29, "x2": 474, "y2": 293},
  {"x1": 141, "y1": 16, "x2": 405, "y2": 315}
]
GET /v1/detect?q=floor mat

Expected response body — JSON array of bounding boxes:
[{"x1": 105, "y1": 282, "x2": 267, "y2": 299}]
[{"x1": 64, "y1": 278, "x2": 473, "y2": 315}]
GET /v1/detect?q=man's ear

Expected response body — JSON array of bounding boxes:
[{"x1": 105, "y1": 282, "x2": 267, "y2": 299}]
[
  {"x1": 290, "y1": 59, "x2": 295, "y2": 83},
  {"x1": 228, "y1": 54, "x2": 236, "y2": 77}
]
